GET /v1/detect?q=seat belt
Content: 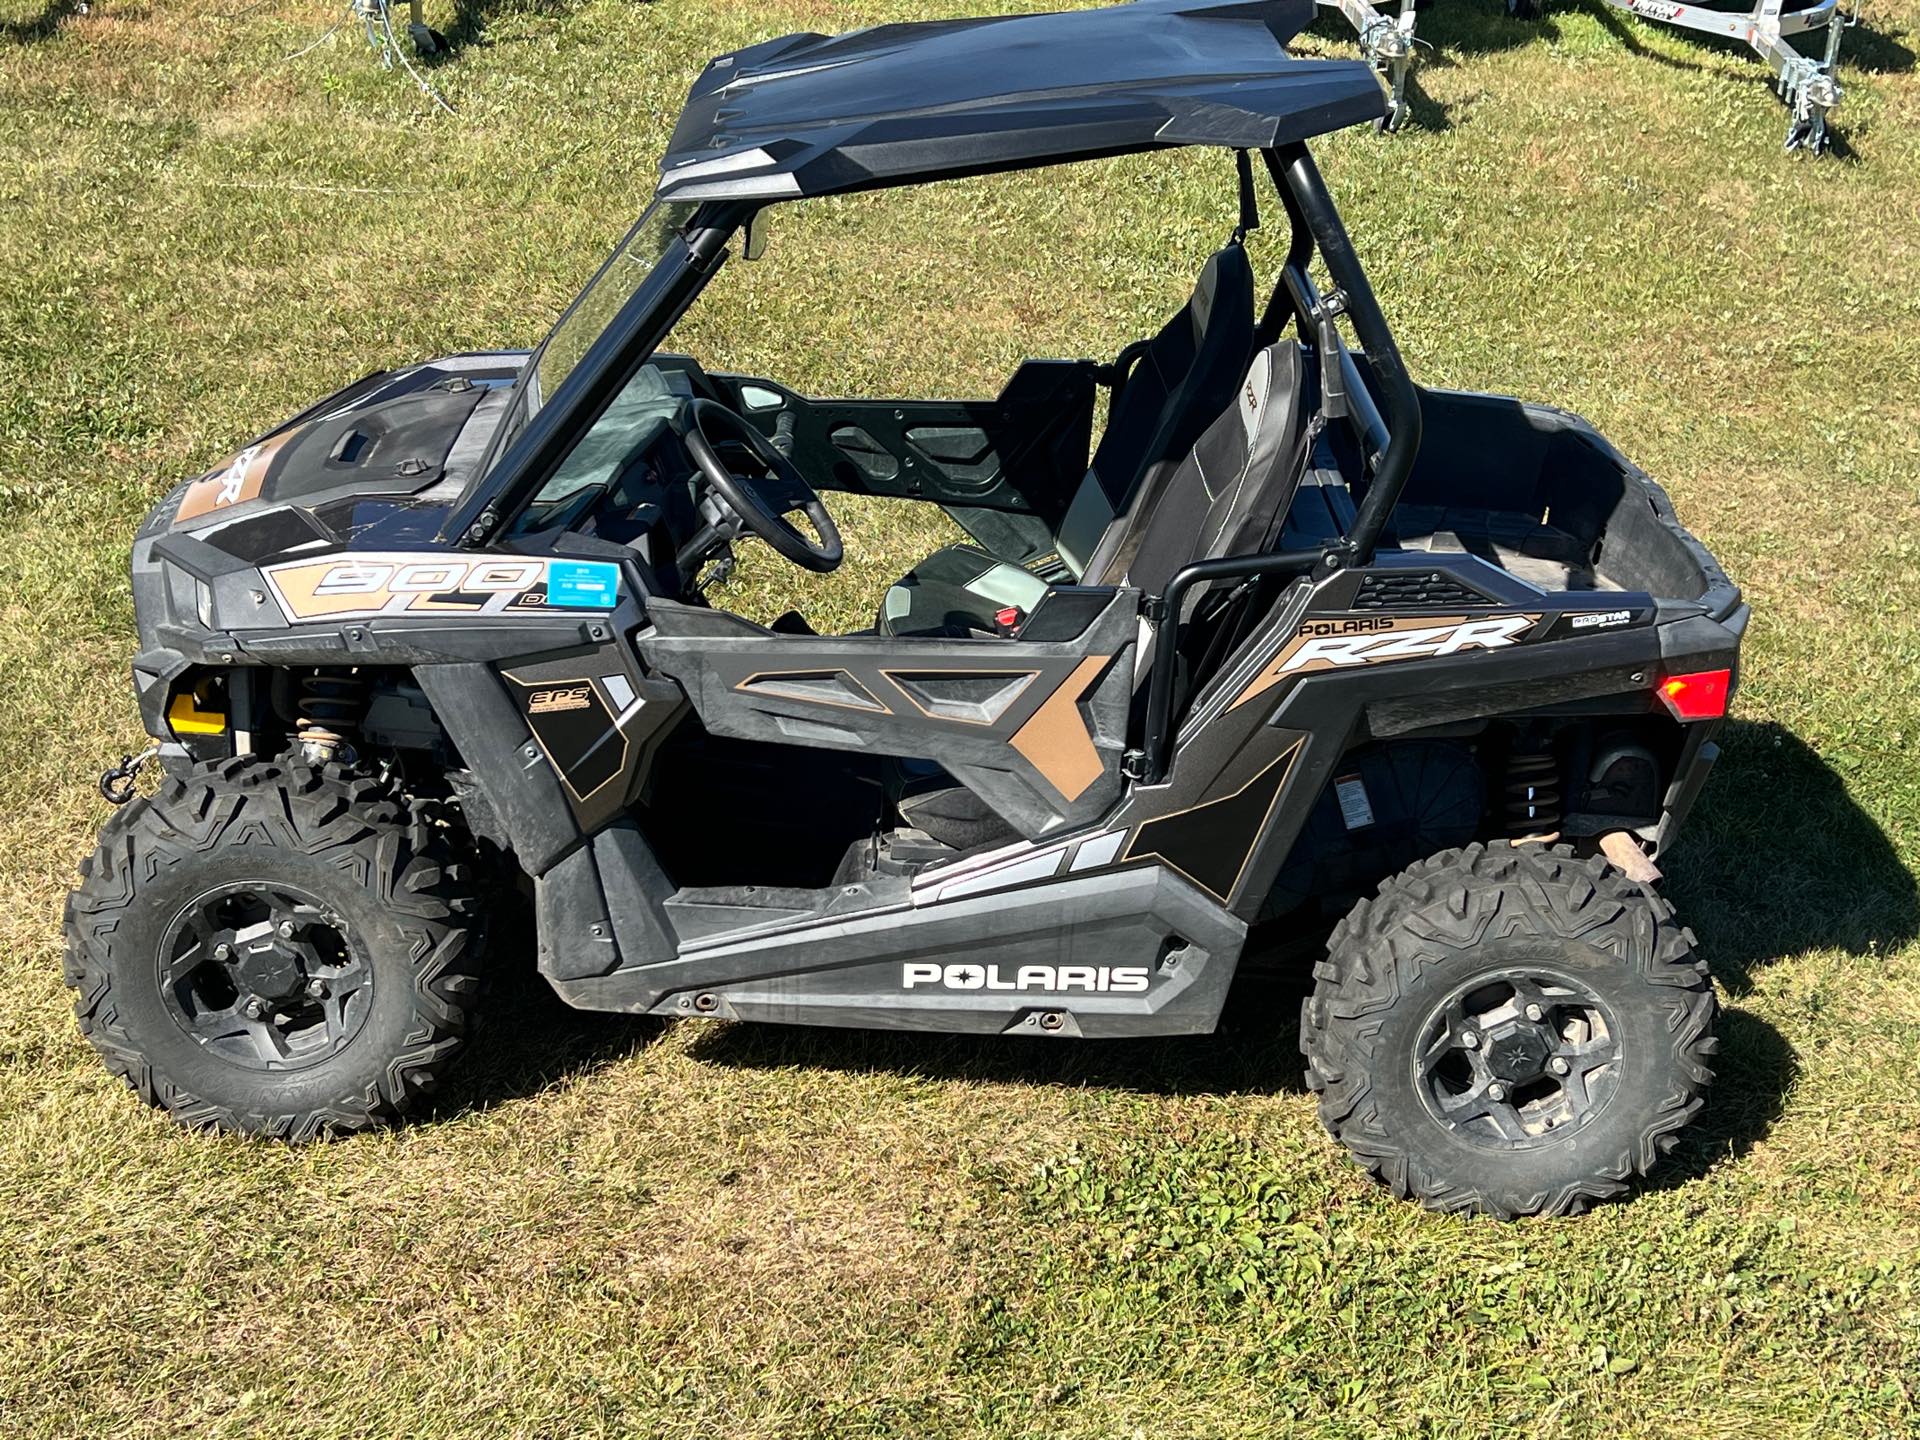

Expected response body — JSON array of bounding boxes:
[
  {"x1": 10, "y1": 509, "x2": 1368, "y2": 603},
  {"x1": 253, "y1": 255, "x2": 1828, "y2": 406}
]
[{"x1": 1233, "y1": 148, "x2": 1261, "y2": 243}]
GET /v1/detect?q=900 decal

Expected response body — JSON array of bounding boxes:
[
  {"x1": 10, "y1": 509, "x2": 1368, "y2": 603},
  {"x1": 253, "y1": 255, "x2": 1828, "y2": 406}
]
[{"x1": 262, "y1": 554, "x2": 620, "y2": 623}]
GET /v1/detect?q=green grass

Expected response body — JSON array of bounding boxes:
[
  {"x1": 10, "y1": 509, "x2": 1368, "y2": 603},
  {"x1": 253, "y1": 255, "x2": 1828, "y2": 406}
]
[{"x1": 3, "y1": 0, "x2": 1920, "y2": 1435}]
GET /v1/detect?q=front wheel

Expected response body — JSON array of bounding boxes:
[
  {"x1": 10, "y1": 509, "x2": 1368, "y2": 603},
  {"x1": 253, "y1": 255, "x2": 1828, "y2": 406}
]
[
  {"x1": 63, "y1": 757, "x2": 483, "y2": 1139},
  {"x1": 1302, "y1": 843, "x2": 1717, "y2": 1217}
]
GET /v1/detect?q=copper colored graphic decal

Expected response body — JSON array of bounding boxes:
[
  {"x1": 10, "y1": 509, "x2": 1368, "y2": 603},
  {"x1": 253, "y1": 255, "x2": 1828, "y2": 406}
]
[
  {"x1": 1233, "y1": 613, "x2": 1541, "y2": 709},
  {"x1": 174, "y1": 428, "x2": 300, "y2": 523}
]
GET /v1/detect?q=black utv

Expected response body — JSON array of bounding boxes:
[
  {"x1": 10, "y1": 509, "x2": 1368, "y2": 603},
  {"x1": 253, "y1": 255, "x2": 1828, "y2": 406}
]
[{"x1": 67, "y1": 0, "x2": 1744, "y2": 1217}]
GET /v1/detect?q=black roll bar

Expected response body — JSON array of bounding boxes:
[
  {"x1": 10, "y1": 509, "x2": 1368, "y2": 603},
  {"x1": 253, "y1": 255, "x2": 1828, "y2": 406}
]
[
  {"x1": 1278, "y1": 144, "x2": 1422, "y2": 562},
  {"x1": 1136, "y1": 143, "x2": 1424, "y2": 785},
  {"x1": 1136, "y1": 548, "x2": 1322, "y2": 780}
]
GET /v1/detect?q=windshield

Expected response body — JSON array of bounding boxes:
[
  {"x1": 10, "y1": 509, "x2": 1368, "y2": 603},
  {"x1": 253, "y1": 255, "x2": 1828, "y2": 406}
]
[{"x1": 521, "y1": 199, "x2": 698, "y2": 421}]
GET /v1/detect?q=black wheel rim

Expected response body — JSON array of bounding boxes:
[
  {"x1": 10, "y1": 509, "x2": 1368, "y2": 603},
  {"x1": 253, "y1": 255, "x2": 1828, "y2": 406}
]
[
  {"x1": 1413, "y1": 970, "x2": 1621, "y2": 1149},
  {"x1": 157, "y1": 882, "x2": 373, "y2": 1072}
]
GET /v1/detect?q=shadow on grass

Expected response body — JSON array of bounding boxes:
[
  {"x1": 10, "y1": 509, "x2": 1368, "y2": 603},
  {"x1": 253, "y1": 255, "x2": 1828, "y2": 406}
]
[
  {"x1": 0, "y1": 0, "x2": 83, "y2": 45},
  {"x1": 1843, "y1": 15, "x2": 1920, "y2": 74},
  {"x1": 419, "y1": 0, "x2": 618, "y2": 63},
  {"x1": 425, "y1": 895, "x2": 668, "y2": 1122},
  {"x1": 1399, "y1": 75, "x2": 1454, "y2": 134},
  {"x1": 685, "y1": 970, "x2": 1315, "y2": 1100},
  {"x1": 1306, "y1": 6, "x2": 1549, "y2": 134},
  {"x1": 1664, "y1": 718, "x2": 1918, "y2": 996},
  {"x1": 1586, "y1": 0, "x2": 1914, "y2": 78},
  {"x1": 1313, "y1": 0, "x2": 1911, "y2": 143},
  {"x1": 1577, "y1": 5, "x2": 1886, "y2": 158},
  {"x1": 1417, "y1": 0, "x2": 1913, "y2": 74},
  {"x1": 1640, "y1": 715, "x2": 1914, "y2": 1187},
  {"x1": 430, "y1": 720, "x2": 1895, "y2": 1191},
  {"x1": 1649, "y1": 1003, "x2": 1798, "y2": 1191}
]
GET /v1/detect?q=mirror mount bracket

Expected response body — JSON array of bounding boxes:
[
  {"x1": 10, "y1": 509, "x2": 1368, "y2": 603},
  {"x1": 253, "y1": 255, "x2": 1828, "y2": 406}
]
[{"x1": 742, "y1": 207, "x2": 770, "y2": 262}]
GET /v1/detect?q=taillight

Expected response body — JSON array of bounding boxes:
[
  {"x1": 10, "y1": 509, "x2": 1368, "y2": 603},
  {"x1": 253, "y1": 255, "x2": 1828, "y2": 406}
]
[{"x1": 1656, "y1": 668, "x2": 1731, "y2": 721}]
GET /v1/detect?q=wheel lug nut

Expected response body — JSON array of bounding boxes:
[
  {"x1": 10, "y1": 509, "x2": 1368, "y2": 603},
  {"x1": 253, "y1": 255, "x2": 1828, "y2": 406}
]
[
  {"x1": 1460, "y1": 1030, "x2": 1480, "y2": 1049},
  {"x1": 213, "y1": 943, "x2": 232, "y2": 961},
  {"x1": 243, "y1": 999, "x2": 266, "y2": 1019},
  {"x1": 1549, "y1": 1056, "x2": 1570, "y2": 1076},
  {"x1": 305, "y1": 979, "x2": 326, "y2": 998},
  {"x1": 1525, "y1": 1003, "x2": 1545, "y2": 1022},
  {"x1": 277, "y1": 921, "x2": 296, "y2": 939},
  {"x1": 1487, "y1": 1082, "x2": 1507, "y2": 1102}
]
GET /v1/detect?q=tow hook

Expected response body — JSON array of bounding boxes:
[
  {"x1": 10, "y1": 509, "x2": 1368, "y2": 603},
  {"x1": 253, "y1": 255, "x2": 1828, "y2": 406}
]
[{"x1": 98, "y1": 746, "x2": 159, "y2": 806}]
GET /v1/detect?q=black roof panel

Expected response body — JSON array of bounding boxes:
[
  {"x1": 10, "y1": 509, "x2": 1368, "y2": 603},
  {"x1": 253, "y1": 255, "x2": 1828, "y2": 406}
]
[{"x1": 656, "y1": 0, "x2": 1385, "y2": 202}]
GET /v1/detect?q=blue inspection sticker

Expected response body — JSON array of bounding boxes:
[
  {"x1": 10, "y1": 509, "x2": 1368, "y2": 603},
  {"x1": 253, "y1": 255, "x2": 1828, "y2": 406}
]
[{"x1": 546, "y1": 560, "x2": 621, "y2": 609}]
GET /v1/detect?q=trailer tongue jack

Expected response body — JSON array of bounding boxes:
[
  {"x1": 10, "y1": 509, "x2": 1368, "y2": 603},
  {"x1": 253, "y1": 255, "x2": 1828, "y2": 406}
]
[
  {"x1": 1317, "y1": 0, "x2": 1419, "y2": 133},
  {"x1": 1317, "y1": 0, "x2": 1856, "y2": 153},
  {"x1": 1602, "y1": 0, "x2": 1853, "y2": 152}
]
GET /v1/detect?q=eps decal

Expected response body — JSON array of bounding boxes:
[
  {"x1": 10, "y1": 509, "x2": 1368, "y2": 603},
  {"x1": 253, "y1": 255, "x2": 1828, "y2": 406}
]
[
  {"x1": 262, "y1": 553, "x2": 621, "y2": 623},
  {"x1": 1234, "y1": 612, "x2": 1540, "y2": 708},
  {"x1": 901, "y1": 962, "x2": 1150, "y2": 993},
  {"x1": 504, "y1": 673, "x2": 628, "y2": 803},
  {"x1": 527, "y1": 685, "x2": 594, "y2": 715}
]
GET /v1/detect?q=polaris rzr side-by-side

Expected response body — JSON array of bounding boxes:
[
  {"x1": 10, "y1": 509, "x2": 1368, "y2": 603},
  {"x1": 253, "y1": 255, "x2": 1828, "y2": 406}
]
[{"x1": 66, "y1": 0, "x2": 1743, "y2": 1217}]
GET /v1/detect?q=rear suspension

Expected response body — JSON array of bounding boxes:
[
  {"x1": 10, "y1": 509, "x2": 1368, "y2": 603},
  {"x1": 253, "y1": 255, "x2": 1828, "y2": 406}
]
[{"x1": 1502, "y1": 738, "x2": 1562, "y2": 841}]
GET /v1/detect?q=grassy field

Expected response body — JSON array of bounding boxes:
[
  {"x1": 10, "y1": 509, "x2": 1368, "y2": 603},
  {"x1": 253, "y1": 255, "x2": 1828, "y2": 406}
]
[{"x1": 3, "y1": 0, "x2": 1920, "y2": 1435}]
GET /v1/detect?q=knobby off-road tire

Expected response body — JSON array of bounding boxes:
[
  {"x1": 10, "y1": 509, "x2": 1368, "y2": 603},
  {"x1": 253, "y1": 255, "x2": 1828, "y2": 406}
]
[
  {"x1": 1302, "y1": 842, "x2": 1717, "y2": 1218},
  {"x1": 63, "y1": 756, "x2": 482, "y2": 1139}
]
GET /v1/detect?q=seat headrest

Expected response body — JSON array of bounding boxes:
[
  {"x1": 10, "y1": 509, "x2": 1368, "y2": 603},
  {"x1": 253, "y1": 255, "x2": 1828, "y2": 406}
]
[
  {"x1": 1189, "y1": 241, "x2": 1254, "y2": 335},
  {"x1": 1118, "y1": 339, "x2": 1311, "y2": 600}
]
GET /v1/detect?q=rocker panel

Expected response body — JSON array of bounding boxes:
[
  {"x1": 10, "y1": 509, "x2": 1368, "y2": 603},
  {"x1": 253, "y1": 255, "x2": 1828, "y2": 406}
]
[{"x1": 639, "y1": 589, "x2": 1139, "y2": 838}]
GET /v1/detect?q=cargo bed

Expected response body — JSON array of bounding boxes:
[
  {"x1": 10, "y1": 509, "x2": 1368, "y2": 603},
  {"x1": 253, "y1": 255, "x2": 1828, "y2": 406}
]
[{"x1": 1282, "y1": 383, "x2": 1735, "y2": 614}]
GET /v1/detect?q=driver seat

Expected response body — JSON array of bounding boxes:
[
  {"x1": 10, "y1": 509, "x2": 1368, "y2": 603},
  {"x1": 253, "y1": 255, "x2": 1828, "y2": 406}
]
[{"x1": 877, "y1": 241, "x2": 1255, "y2": 638}]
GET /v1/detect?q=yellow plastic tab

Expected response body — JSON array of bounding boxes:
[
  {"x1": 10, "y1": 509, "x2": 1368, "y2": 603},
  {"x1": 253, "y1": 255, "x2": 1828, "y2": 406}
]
[{"x1": 167, "y1": 686, "x2": 226, "y2": 736}]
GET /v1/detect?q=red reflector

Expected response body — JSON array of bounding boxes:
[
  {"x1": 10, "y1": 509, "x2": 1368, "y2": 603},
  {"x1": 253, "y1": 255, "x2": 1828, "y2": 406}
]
[
  {"x1": 994, "y1": 606, "x2": 1022, "y2": 631},
  {"x1": 1657, "y1": 668, "x2": 1730, "y2": 720}
]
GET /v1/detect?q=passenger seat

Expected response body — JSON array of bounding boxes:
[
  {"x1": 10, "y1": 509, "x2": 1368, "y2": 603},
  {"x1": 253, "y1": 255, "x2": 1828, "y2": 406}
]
[{"x1": 884, "y1": 341, "x2": 1312, "y2": 853}]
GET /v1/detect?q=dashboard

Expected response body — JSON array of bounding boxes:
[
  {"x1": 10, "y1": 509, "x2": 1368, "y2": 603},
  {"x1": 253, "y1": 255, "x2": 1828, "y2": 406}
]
[{"x1": 509, "y1": 362, "x2": 712, "y2": 594}]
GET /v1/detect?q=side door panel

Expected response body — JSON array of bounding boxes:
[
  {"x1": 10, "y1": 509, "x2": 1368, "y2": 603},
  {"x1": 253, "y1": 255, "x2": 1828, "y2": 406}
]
[
  {"x1": 639, "y1": 587, "x2": 1137, "y2": 839},
  {"x1": 706, "y1": 360, "x2": 1096, "y2": 542}
]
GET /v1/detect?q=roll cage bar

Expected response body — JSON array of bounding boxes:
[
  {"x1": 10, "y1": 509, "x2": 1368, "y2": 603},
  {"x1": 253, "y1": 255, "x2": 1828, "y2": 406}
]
[
  {"x1": 1142, "y1": 142, "x2": 1422, "y2": 782},
  {"x1": 445, "y1": 140, "x2": 1423, "y2": 786}
]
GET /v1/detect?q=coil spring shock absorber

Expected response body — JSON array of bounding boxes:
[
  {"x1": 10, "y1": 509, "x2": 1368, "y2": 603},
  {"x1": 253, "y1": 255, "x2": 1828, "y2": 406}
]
[
  {"x1": 296, "y1": 669, "x2": 365, "y2": 765},
  {"x1": 1503, "y1": 737, "x2": 1562, "y2": 841}
]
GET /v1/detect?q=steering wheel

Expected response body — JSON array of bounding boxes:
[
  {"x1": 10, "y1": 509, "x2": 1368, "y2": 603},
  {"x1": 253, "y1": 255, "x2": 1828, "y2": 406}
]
[{"x1": 677, "y1": 398, "x2": 843, "y2": 574}]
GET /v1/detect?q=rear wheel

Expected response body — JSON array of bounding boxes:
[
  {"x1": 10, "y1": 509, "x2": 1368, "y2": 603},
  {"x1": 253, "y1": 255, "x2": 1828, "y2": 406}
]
[
  {"x1": 64, "y1": 757, "x2": 482, "y2": 1139},
  {"x1": 1302, "y1": 843, "x2": 1716, "y2": 1217}
]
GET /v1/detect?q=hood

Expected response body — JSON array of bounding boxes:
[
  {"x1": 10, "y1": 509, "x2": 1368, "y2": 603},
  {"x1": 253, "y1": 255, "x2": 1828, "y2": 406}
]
[{"x1": 153, "y1": 352, "x2": 525, "y2": 562}]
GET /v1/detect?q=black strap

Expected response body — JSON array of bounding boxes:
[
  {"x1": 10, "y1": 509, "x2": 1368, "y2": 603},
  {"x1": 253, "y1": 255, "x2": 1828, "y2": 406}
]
[
  {"x1": 1092, "y1": 335, "x2": 1152, "y2": 396},
  {"x1": 1233, "y1": 149, "x2": 1260, "y2": 243}
]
